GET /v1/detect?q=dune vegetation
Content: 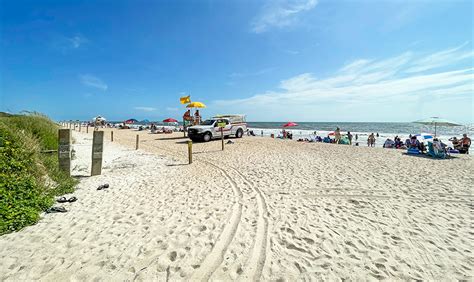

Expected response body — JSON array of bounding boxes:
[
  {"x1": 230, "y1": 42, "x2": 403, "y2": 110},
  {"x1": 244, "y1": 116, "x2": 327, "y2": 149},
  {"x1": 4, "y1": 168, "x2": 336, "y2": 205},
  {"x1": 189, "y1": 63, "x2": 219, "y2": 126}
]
[{"x1": 0, "y1": 112, "x2": 77, "y2": 235}]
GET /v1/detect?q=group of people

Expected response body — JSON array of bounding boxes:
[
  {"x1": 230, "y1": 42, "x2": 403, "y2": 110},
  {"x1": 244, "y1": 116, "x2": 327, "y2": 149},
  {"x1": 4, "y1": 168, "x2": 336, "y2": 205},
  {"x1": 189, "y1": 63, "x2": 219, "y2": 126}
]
[
  {"x1": 149, "y1": 123, "x2": 174, "y2": 134},
  {"x1": 383, "y1": 135, "x2": 409, "y2": 149},
  {"x1": 382, "y1": 133, "x2": 471, "y2": 155},
  {"x1": 183, "y1": 109, "x2": 201, "y2": 125},
  {"x1": 449, "y1": 134, "x2": 471, "y2": 154}
]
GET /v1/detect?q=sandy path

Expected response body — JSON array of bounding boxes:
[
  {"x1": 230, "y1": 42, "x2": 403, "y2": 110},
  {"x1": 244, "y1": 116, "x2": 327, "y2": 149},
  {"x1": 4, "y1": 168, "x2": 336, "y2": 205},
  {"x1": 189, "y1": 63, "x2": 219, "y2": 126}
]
[
  {"x1": 0, "y1": 132, "x2": 236, "y2": 280},
  {"x1": 1, "y1": 128, "x2": 473, "y2": 280}
]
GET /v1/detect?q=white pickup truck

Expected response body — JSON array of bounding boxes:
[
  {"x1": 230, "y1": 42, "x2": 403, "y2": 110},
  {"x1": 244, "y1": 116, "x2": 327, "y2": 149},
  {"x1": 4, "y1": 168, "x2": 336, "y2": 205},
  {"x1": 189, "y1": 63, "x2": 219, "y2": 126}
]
[{"x1": 187, "y1": 115, "x2": 247, "y2": 142}]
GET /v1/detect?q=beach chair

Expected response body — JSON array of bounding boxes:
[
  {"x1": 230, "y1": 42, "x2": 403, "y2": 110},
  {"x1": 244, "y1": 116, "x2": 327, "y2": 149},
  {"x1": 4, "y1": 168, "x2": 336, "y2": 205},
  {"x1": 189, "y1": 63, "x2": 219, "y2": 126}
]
[
  {"x1": 339, "y1": 136, "x2": 350, "y2": 145},
  {"x1": 427, "y1": 142, "x2": 446, "y2": 159}
]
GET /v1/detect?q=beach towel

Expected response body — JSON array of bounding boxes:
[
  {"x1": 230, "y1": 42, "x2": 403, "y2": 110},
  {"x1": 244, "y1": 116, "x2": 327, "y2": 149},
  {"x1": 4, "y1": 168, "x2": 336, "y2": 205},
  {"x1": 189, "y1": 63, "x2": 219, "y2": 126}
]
[{"x1": 407, "y1": 147, "x2": 420, "y2": 155}]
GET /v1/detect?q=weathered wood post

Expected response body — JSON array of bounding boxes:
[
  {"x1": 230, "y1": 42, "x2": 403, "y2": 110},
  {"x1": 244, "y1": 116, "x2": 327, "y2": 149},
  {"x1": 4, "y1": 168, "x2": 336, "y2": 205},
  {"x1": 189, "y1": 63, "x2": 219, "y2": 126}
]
[
  {"x1": 188, "y1": 140, "x2": 192, "y2": 164},
  {"x1": 91, "y1": 131, "x2": 104, "y2": 176},
  {"x1": 79, "y1": 122, "x2": 82, "y2": 132},
  {"x1": 221, "y1": 127, "x2": 224, "y2": 151},
  {"x1": 86, "y1": 125, "x2": 89, "y2": 133},
  {"x1": 111, "y1": 131, "x2": 114, "y2": 142},
  {"x1": 136, "y1": 134, "x2": 139, "y2": 150},
  {"x1": 58, "y1": 129, "x2": 71, "y2": 176}
]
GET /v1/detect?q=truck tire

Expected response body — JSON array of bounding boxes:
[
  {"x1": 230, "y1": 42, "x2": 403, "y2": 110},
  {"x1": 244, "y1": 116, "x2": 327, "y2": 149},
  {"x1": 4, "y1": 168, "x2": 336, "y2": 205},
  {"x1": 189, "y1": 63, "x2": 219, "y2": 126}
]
[
  {"x1": 236, "y1": 128, "x2": 243, "y2": 138},
  {"x1": 203, "y1": 132, "x2": 212, "y2": 142}
]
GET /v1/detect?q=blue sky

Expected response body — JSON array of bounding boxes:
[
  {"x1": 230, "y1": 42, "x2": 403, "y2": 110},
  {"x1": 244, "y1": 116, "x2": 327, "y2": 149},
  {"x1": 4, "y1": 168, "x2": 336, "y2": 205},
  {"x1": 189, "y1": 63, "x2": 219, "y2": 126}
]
[{"x1": 1, "y1": 0, "x2": 473, "y2": 123}]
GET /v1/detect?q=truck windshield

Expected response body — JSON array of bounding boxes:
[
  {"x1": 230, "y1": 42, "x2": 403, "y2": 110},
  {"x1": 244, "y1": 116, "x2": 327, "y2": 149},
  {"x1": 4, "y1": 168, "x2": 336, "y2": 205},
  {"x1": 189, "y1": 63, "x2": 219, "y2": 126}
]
[{"x1": 200, "y1": 119, "x2": 215, "y2": 125}]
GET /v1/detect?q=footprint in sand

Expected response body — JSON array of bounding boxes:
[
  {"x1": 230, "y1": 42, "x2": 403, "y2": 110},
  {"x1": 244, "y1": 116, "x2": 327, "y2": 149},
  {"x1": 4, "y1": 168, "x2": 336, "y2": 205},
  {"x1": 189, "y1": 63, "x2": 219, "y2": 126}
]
[{"x1": 168, "y1": 251, "x2": 177, "y2": 262}]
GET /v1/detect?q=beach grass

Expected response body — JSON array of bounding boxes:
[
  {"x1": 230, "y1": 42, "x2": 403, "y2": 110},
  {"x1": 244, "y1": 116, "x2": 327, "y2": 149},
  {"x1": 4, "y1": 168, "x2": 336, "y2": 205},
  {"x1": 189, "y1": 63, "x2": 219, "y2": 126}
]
[{"x1": 0, "y1": 112, "x2": 77, "y2": 235}]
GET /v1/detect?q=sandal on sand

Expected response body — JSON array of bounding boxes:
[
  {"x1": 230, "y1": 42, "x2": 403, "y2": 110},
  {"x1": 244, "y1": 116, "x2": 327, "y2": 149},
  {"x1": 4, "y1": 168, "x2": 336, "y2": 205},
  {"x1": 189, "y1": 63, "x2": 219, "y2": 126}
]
[
  {"x1": 46, "y1": 206, "x2": 67, "y2": 213},
  {"x1": 57, "y1": 197, "x2": 68, "y2": 203},
  {"x1": 68, "y1": 196, "x2": 77, "y2": 203},
  {"x1": 97, "y1": 183, "x2": 110, "y2": 190}
]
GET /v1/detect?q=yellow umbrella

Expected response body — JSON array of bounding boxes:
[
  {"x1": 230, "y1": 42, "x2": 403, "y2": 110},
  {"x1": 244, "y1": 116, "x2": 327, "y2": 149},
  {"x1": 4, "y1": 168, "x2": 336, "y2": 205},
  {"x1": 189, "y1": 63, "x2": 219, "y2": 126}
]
[{"x1": 186, "y1": 102, "x2": 206, "y2": 108}]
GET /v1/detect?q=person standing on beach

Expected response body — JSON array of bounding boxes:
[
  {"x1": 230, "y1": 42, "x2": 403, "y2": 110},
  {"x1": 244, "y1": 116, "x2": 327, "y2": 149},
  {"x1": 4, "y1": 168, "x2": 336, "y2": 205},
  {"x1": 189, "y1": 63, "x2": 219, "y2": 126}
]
[
  {"x1": 194, "y1": 110, "x2": 201, "y2": 125},
  {"x1": 368, "y1": 133, "x2": 375, "y2": 147},
  {"x1": 347, "y1": 131, "x2": 353, "y2": 145},
  {"x1": 460, "y1": 134, "x2": 471, "y2": 154},
  {"x1": 355, "y1": 134, "x2": 358, "y2": 141},
  {"x1": 335, "y1": 127, "x2": 341, "y2": 144},
  {"x1": 376, "y1": 132, "x2": 379, "y2": 138}
]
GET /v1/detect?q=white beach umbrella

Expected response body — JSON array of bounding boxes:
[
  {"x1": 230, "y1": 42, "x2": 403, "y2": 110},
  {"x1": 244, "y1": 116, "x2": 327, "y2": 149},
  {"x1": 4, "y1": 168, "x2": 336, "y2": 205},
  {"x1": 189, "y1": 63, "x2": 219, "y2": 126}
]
[
  {"x1": 93, "y1": 115, "x2": 106, "y2": 122},
  {"x1": 413, "y1": 117, "x2": 461, "y2": 136}
]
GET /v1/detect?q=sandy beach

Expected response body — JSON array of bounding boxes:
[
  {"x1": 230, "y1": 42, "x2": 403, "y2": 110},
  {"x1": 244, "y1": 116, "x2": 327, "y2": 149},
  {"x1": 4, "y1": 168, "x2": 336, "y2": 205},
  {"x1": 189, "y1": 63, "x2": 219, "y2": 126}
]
[{"x1": 1, "y1": 128, "x2": 472, "y2": 280}]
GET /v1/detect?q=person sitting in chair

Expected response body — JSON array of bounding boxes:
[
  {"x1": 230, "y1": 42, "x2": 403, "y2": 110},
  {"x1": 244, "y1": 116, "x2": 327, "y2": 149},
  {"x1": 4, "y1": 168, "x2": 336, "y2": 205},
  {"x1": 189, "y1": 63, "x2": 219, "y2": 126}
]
[
  {"x1": 432, "y1": 138, "x2": 447, "y2": 155},
  {"x1": 449, "y1": 137, "x2": 460, "y2": 150},
  {"x1": 409, "y1": 136, "x2": 420, "y2": 149},
  {"x1": 418, "y1": 141, "x2": 426, "y2": 153}
]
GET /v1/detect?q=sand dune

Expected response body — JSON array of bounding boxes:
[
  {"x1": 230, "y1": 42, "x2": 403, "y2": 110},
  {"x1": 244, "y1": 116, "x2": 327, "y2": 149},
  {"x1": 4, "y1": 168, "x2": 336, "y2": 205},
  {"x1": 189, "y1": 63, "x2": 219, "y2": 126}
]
[{"x1": 0, "y1": 129, "x2": 472, "y2": 280}]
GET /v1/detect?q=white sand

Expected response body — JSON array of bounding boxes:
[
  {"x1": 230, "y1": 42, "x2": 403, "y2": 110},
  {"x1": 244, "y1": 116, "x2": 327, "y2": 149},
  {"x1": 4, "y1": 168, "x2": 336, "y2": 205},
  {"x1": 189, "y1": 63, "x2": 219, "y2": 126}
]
[{"x1": 0, "y1": 129, "x2": 472, "y2": 280}]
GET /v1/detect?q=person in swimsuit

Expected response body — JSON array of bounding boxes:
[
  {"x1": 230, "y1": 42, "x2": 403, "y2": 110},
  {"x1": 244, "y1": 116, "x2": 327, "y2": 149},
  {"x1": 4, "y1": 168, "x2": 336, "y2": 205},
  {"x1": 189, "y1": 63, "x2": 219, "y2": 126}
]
[
  {"x1": 367, "y1": 133, "x2": 376, "y2": 147},
  {"x1": 459, "y1": 134, "x2": 471, "y2": 154},
  {"x1": 335, "y1": 127, "x2": 341, "y2": 144},
  {"x1": 449, "y1": 137, "x2": 460, "y2": 150}
]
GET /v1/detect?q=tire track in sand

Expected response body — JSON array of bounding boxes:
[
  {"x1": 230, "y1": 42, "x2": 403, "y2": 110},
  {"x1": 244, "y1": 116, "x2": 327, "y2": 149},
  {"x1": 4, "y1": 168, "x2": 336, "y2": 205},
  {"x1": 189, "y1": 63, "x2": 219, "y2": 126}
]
[
  {"x1": 133, "y1": 140, "x2": 244, "y2": 280},
  {"x1": 122, "y1": 137, "x2": 268, "y2": 280},
  {"x1": 190, "y1": 162, "x2": 243, "y2": 281},
  {"x1": 229, "y1": 167, "x2": 269, "y2": 281}
]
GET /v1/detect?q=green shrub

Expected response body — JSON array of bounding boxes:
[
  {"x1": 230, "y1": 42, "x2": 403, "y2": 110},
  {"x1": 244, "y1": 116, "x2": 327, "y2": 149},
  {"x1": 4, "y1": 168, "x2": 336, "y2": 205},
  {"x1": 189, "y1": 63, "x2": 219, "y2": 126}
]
[{"x1": 0, "y1": 113, "x2": 77, "y2": 235}]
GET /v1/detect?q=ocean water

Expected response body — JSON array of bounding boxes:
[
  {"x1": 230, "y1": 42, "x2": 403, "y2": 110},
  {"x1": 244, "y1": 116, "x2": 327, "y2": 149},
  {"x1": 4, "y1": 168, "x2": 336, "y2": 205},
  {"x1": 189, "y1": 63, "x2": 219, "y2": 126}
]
[
  {"x1": 246, "y1": 122, "x2": 473, "y2": 147},
  {"x1": 106, "y1": 120, "x2": 472, "y2": 147}
]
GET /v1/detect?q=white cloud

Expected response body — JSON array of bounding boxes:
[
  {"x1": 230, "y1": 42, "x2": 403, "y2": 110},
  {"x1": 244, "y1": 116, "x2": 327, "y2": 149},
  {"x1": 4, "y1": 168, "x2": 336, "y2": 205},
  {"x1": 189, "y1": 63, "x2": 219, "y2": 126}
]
[
  {"x1": 68, "y1": 35, "x2": 88, "y2": 48},
  {"x1": 229, "y1": 68, "x2": 275, "y2": 78},
  {"x1": 213, "y1": 45, "x2": 473, "y2": 122},
  {"x1": 251, "y1": 0, "x2": 318, "y2": 33},
  {"x1": 285, "y1": 50, "x2": 300, "y2": 55},
  {"x1": 79, "y1": 74, "x2": 108, "y2": 91},
  {"x1": 166, "y1": 107, "x2": 178, "y2": 112},
  {"x1": 405, "y1": 42, "x2": 474, "y2": 73},
  {"x1": 134, "y1": 107, "x2": 156, "y2": 112}
]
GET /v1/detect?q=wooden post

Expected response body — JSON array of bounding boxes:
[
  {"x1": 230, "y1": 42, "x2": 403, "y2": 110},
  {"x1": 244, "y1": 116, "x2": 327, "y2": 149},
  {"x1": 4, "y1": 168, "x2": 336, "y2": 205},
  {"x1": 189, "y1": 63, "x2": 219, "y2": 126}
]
[
  {"x1": 58, "y1": 129, "x2": 71, "y2": 176},
  {"x1": 111, "y1": 131, "x2": 114, "y2": 142},
  {"x1": 136, "y1": 134, "x2": 139, "y2": 150},
  {"x1": 86, "y1": 125, "x2": 89, "y2": 133},
  {"x1": 91, "y1": 131, "x2": 104, "y2": 176},
  {"x1": 79, "y1": 123, "x2": 82, "y2": 132},
  {"x1": 188, "y1": 140, "x2": 192, "y2": 164},
  {"x1": 183, "y1": 118, "x2": 186, "y2": 137},
  {"x1": 221, "y1": 127, "x2": 224, "y2": 151}
]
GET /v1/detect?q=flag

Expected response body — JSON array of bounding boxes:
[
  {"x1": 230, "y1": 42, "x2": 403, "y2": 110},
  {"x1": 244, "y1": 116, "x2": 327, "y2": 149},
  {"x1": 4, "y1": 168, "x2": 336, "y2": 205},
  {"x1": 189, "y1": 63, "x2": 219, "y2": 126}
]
[{"x1": 180, "y1": 95, "x2": 191, "y2": 104}]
